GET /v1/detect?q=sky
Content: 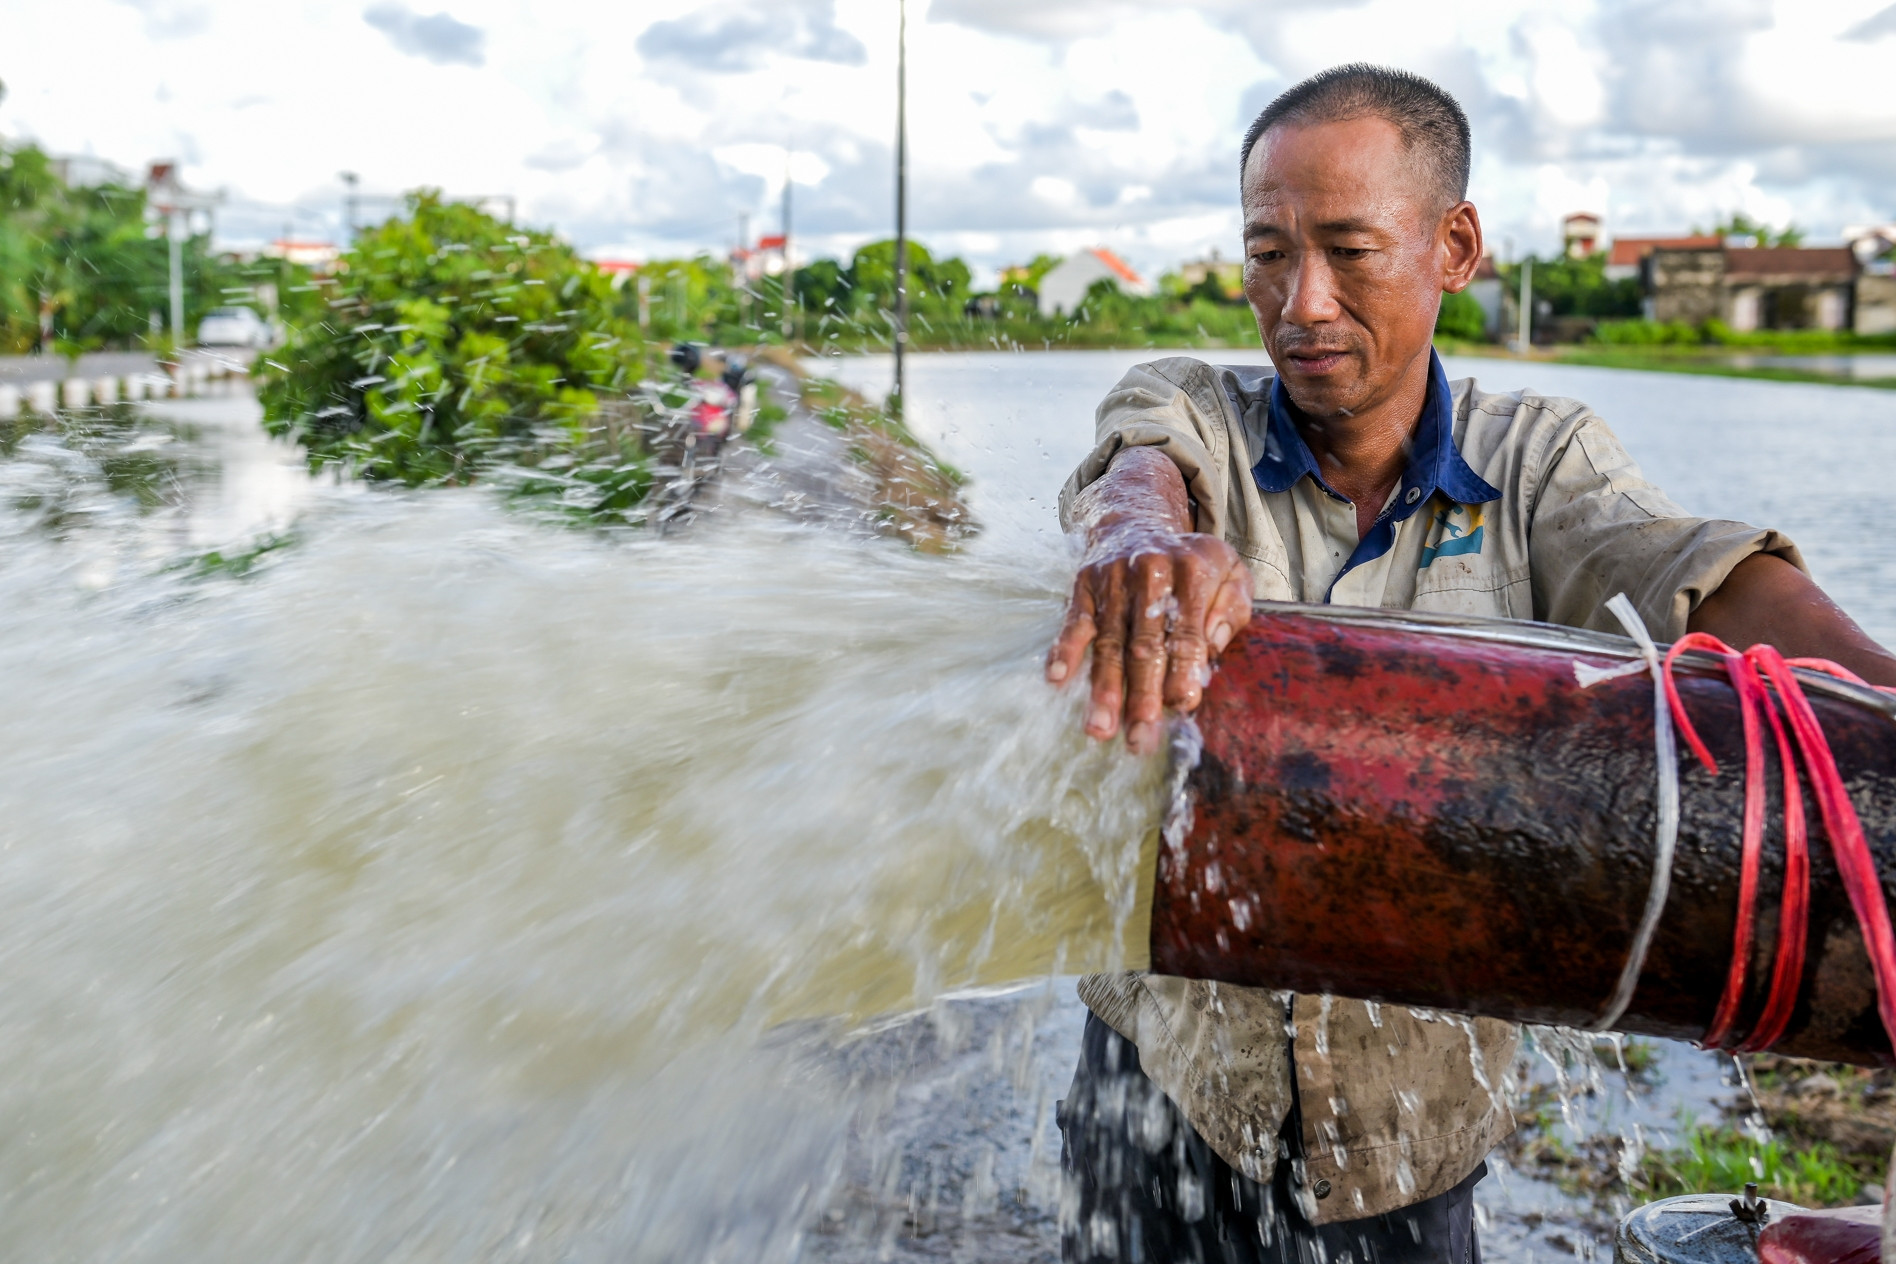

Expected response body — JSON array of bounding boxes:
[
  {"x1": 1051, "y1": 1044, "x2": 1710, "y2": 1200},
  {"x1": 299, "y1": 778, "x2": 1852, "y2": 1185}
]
[{"x1": 2, "y1": 0, "x2": 1894, "y2": 285}]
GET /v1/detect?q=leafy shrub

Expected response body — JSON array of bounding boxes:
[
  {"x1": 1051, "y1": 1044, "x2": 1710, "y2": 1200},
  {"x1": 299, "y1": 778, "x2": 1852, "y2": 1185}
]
[
  {"x1": 1435, "y1": 289, "x2": 1488, "y2": 341},
  {"x1": 256, "y1": 191, "x2": 648, "y2": 485},
  {"x1": 1591, "y1": 319, "x2": 1704, "y2": 346}
]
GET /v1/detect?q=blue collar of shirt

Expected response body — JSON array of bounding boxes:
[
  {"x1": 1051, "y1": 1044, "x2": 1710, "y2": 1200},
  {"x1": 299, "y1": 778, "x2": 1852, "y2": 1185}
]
[{"x1": 1250, "y1": 349, "x2": 1500, "y2": 598}]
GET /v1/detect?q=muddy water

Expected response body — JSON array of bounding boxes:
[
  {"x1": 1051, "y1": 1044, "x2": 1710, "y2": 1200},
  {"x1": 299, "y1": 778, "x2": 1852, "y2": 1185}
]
[
  {"x1": 3, "y1": 353, "x2": 1893, "y2": 1260},
  {"x1": 0, "y1": 390, "x2": 1168, "y2": 1260}
]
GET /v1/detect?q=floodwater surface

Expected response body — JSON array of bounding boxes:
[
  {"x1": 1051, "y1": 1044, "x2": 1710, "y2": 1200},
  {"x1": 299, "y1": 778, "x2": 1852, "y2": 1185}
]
[{"x1": 2, "y1": 350, "x2": 1892, "y2": 1260}]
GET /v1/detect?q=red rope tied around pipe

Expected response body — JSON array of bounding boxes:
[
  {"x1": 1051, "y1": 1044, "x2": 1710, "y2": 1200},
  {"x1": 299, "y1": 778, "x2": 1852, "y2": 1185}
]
[{"x1": 1660, "y1": 635, "x2": 1896, "y2": 1053}]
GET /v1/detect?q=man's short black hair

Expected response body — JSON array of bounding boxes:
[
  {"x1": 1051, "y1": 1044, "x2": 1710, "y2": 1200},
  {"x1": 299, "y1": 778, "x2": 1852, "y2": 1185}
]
[{"x1": 1239, "y1": 64, "x2": 1471, "y2": 208}]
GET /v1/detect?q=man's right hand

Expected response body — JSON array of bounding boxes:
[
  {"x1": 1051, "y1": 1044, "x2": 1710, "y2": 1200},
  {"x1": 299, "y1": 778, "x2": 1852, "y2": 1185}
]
[{"x1": 1045, "y1": 447, "x2": 1253, "y2": 755}]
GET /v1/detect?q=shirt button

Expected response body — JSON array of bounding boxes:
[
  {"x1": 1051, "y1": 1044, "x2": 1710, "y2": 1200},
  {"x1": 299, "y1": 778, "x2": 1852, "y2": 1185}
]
[
  {"x1": 1314, "y1": 1179, "x2": 1333, "y2": 1199},
  {"x1": 1404, "y1": 487, "x2": 1422, "y2": 505}
]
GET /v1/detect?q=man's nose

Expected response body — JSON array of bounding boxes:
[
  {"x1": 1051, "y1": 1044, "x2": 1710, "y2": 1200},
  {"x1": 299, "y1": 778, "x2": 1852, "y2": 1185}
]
[{"x1": 1281, "y1": 251, "x2": 1342, "y2": 327}]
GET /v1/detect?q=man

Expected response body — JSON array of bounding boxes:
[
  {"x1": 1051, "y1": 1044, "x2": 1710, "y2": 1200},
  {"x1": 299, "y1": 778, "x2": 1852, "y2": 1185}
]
[{"x1": 1045, "y1": 64, "x2": 1896, "y2": 1264}]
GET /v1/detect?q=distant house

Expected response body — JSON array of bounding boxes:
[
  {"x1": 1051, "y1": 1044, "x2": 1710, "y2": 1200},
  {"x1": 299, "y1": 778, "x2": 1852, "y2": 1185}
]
[
  {"x1": 1562, "y1": 212, "x2": 1602, "y2": 259},
  {"x1": 1725, "y1": 248, "x2": 1856, "y2": 331},
  {"x1": 265, "y1": 239, "x2": 341, "y2": 270},
  {"x1": 1178, "y1": 247, "x2": 1243, "y2": 299},
  {"x1": 733, "y1": 234, "x2": 792, "y2": 280},
  {"x1": 53, "y1": 154, "x2": 135, "y2": 189},
  {"x1": 1603, "y1": 235, "x2": 1722, "y2": 283},
  {"x1": 1848, "y1": 226, "x2": 1896, "y2": 335},
  {"x1": 1649, "y1": 244, "x2": 1858, "y2": 331},
  {"x1": 591, "y1": 258, "x2": 641, "y2": 290},
  {"x1": 1038, "y1": 248, "x2": 1150, "y2": 316},
  {"x1": 1848, "y1": 224, "x2": 1896, "y2": 275}
]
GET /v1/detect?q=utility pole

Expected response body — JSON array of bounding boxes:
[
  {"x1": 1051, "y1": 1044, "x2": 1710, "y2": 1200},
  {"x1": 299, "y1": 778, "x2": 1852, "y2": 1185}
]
[
  {"x1": 737, "y1": 211, "x2": 751, "y2": 331},
  {"x1": 340, "y1": 171, "x2": 359, "y2": 241},
  {"x1": 168, "y1": 208, "x2": 185, "y2": 347},
  {"x1": 146, "y1": 161, "x2": 215, "y2": 349},
  {"x1": 891, "y1": 0, "x2": 909, "y2": 417},
  {"x1": 1517, "y1": 256, "x2": 1533, "y2": 351},
  {"x1": 780, "y1": 149, "x2": 795, "y2": 343}
]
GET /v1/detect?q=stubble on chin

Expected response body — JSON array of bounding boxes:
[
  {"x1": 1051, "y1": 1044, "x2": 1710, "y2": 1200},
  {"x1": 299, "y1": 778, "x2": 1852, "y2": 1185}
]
[{"x1": 1273, "y1": 356, "x2": 1369, "y2": 422}]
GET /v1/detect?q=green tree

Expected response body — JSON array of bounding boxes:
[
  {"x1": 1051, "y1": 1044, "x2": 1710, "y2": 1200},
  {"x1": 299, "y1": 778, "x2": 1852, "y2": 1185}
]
[
  {"x1": 255, "y1": 190, "x2": 646, "y2": 485},
  {"x1": 793, "y1": 257, "x2": 854, "y2": 321},
  {"x1": 1696, "y1": 212, "x2": 1804, "y2": 248},
  {"x1": 1507, "y1": 252, "x2": 1643, "y2": 319},
  {"x1": 849, "y1": 240, "x2": 972, "y2": 322}
]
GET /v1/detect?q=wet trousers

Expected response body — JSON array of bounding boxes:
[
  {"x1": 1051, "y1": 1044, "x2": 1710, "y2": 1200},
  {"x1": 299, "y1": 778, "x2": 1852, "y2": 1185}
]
[{"x1": 1058, "y1": 1013, "x2": 1484, "y2": 1264}]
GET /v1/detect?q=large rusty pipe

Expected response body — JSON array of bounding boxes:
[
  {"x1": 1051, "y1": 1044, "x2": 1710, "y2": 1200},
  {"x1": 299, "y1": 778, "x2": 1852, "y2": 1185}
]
[{"x1": 1150, "y1": 603, "x2": 1896, "y2": 1067}]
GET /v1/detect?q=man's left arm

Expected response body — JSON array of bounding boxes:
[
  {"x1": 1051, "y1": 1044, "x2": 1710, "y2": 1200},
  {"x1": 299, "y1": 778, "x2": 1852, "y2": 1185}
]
[
  {"x1": 1527, "y1": 412, "x2": 1896, "y2": 684},
  {"x1": 1689, "y1": 553, "x2": 1896, "y2": 687}
]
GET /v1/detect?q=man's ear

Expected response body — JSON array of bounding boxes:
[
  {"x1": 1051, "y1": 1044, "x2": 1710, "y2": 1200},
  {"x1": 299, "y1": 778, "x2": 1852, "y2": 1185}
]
[{"x1": 1440, "y1": 201, "x2": 1483, "y2": 294}]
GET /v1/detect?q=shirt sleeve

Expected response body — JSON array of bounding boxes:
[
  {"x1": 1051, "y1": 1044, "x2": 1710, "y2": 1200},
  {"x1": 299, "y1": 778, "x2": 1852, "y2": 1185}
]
[
  {"x1": 1056, "y1": 359, "x2": 1234, "y2": 538},
  {"x1": 1530, "y1": 412, "x2": 1804, "y2": 641}
]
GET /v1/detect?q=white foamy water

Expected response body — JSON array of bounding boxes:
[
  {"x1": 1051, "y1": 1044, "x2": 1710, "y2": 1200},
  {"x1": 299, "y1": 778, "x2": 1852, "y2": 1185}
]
[{"x1": 0, "y1": 430, "x2": 1165, "y2": 1259}]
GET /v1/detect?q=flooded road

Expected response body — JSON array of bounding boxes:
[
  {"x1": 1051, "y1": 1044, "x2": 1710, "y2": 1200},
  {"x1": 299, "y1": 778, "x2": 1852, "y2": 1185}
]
[
  {"x1": 818, "y1": 348, "x2": 1896, "y2": 641},
  {"x1": 2, "y1": 350, "x2": 1892, "y2": 1260}
]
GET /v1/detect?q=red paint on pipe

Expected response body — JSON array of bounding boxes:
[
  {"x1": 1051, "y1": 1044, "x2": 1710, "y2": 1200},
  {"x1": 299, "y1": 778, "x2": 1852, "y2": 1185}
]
[{"x1": 1149, "y1": 604, "x2": 1896, "y2": 1066}]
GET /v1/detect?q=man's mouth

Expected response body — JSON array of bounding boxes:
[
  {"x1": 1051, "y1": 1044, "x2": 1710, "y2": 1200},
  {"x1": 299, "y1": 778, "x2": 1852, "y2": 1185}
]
[{"x1": 1282, "y1": 348, "x2": 1352, "y2": 375}]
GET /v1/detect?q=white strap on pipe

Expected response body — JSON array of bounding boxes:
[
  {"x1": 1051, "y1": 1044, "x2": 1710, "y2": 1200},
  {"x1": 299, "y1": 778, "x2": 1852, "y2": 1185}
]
[
  {"x1": 1572, "y1": 658, "x2": 1649, "y2": 689},
  {"x1": 1590, "y1": 593, "x2": 1681, "y2": 1032}
]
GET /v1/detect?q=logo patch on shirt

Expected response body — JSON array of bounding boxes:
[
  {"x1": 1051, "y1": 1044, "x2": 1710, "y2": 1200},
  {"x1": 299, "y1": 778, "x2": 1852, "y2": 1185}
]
[{"x1": 1419, "y1": 502, "x2": 1485, "y2": 568}]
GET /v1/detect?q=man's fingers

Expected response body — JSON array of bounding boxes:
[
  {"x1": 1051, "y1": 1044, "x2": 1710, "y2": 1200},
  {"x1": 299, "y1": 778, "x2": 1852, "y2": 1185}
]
[
  {"x1": 1052, "y1": 531, "x2": 1251, "y2": 753},
  {"x1": 1122, "y1": 553, "x2": 1173, "y2": 754},
  {"x1": 1045, "y1": 583, "x2": 1098, "y2": 685},
  {"x1": 1086, "y1": 567, "x2": 1131, "y2": 740},
  {"x1": 1162, "y1": 553, "x2": 1215, "y2": 711},
  {"x1": 1206, "y1": 561, "x2": 1255, "y2": 654}
]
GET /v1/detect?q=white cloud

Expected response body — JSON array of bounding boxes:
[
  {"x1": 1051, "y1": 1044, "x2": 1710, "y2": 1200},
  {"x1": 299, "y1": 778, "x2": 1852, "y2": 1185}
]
[
  {"x1": 1030, "y1": 176, "x2": 1077, "y2": 205},
  {"x1": 0, "y1": 0, "x2": 1889, "y2": 280},
  {"x1": 362, "y1": 3, "x2": 487, "y2": 67}
]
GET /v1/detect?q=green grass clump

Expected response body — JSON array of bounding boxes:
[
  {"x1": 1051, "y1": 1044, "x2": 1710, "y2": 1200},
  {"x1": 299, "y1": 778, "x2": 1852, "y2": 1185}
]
[{"x1": 1640, "y1": 1124, "x2": 1867, "y2": 1207}]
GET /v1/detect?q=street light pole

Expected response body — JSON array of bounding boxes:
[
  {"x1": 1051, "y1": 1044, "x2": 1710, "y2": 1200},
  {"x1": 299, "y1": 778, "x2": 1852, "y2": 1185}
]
[
  {"x1": 781, "y1": 149, "x2": 795, "y2": 343},
  {"x1": 166, "y1": 209, "x2": 185, "y2": 347},
  {"x1": 146, "y1": 161, "x2": 218, "y2": 349},
  {"x1": 1517, "y1": 256, "x2": 1533, "y2": 351},
  {"x1": 891, "y1": 0, "x2": 908, "y2": 417}
]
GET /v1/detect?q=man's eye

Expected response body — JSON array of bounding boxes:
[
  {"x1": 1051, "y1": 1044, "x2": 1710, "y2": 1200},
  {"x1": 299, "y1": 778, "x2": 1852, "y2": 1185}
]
[
  {"x1": 1331, "y1": 247, "x2": 1370, "y2": 260},
  {"x1": 1248, "y1": 249, "x2": 1285, "y2": 263}
]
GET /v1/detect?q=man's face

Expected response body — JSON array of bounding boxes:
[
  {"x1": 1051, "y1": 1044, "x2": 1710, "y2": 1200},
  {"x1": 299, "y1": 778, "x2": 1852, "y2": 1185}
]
[{"x1": 1241, "y1": 116, "x2": 1468, "y2": 420}]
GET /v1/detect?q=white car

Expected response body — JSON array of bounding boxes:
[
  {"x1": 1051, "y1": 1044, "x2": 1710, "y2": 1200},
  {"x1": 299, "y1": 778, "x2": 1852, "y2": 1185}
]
[{"x1": 196, "y1": 307, "x2": 277, "y2": 349}]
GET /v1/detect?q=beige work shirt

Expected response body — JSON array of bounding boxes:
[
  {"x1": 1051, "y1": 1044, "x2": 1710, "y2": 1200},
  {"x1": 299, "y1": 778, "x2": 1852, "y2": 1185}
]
[{"x1": 1058, "y1": 355, "x2": 1804, "y2": 1225}]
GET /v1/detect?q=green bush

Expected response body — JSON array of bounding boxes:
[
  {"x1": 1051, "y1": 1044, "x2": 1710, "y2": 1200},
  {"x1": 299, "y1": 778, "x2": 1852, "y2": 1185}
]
[
  {"x1": 1591, "y1": 319, "x2": 1704, "y2": 346},
  {"x1": 1700, "y1": 322, "x2": 1895, "y2": 351},
  {"x1": 1435, "y1": 288, "x2": 1488, "y2": 341},
  {"x1": 256, "y1": 191, "x2": 648, "y2": 486}
]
